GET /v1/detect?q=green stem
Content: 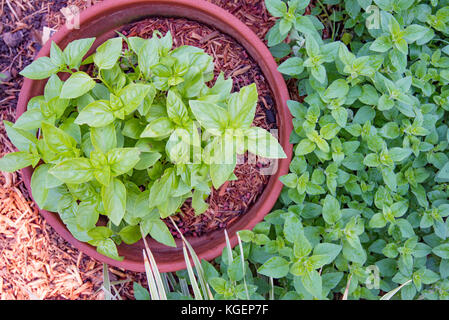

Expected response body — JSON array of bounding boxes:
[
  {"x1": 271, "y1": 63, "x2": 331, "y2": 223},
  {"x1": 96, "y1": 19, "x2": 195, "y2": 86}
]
[{"x1": 97, "y1": 73, "x2": 115, "y2": 94}]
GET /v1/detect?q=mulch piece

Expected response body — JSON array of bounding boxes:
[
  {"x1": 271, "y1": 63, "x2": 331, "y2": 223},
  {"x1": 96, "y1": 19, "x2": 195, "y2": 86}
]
[
  {"x1": 0, "y1": 0, "x2": 277, "y2": 299},
  {"x1": 121, "y1": 16, "x2": 278, "y2": 238}
]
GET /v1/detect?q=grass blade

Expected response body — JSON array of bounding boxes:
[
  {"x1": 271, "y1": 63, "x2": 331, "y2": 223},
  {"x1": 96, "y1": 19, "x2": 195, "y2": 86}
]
[
  {"x1": 141, "y1": 226, "x2": 167, "y2": 300},
  {"x1": 342, "y1": 274, "x2": 352, "y2": 300},
  {"x1": 143, "y1": 249, "x2": 160, "y2": 300},
  {"x1": 180, "y1": 278, "x2": 190, "y2": 297},
  {"x1": 102, "y1": 263, "x2": 114, "y2": 300},
  {"x1": 380, "y1": 280, "x2": 412, "y2": 300},
  {"x1": 161, "y1": 273, "x2": 171, "y2": 294},
  {"x1": 237, "y1": 232, "x2": 250, "y2": 299},
  {"x1": 183, "y1": 242, "x2": 203, "y2": 300},
  {"x1": 169, "y1": 217, "x2": 213, "y2": 300},
  {"x1": 269, "y1": 277, "x2": 274, "y2": 300},
  {"x1": 224, "y1": 229, "x2": 234, "y2": 265}
]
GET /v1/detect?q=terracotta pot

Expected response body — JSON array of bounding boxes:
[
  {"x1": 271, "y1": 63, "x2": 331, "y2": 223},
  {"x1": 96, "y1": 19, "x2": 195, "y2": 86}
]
[{"x1": 16, "y1": 0, "x2": 292, "y2": 272}]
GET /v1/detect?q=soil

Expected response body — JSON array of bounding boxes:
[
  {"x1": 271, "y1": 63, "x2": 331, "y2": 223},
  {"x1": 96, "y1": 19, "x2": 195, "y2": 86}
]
[{"x1": 120, "y1": 17, "x2": 278, "y2": 238}]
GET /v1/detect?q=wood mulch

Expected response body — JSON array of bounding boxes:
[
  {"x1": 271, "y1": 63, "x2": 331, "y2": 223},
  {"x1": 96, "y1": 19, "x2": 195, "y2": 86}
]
[
  {"x1": 0, "y1": 0, "x2": 280, "y2": 300},
  {"x1": 121, "y1": 17, "x2": 278, "y2": 237}
]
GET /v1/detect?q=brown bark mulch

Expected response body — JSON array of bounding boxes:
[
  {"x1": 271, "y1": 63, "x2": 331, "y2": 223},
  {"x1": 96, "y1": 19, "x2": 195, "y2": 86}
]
[{"x1": 0, "y1": 0, "x2": 277, "y2": 300}]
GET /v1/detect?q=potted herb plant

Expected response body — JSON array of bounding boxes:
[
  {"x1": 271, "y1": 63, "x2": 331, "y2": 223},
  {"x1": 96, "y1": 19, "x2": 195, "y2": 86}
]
[{"x1": 3, "y1": 0, "x2": 292, "y2": 272}]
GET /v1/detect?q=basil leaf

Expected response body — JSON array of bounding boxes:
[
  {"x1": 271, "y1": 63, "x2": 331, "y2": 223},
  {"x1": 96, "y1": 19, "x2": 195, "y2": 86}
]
[
  {"x1": 228, "y1": 83, "x2": 258, "y2": 129},
  {"x1": 90, "y1": 123, "x2": 117, "y2": 153},
  {"x1": 118, "y1": 83, "x2": 153, "y2": 115},
  {"x1": 60, "y1": 71, "x2": 96, "y2": 99},
  {"x1": 63, "y1": 37, "x2": 95, "y2": 69},
  {"x1": 102, "y1": 178, "x2": 126, "y2": 226},
  {"x1": 74, "y1": 100, "x2": 114, "y2": 127},
  {"x1": 0, "y1": 152, "x2": 38, "y2": 172},
  {"x1": 94, "y1": 37, "x2": 122, "y2": 70},
  {"x1": 245, "y1": 127, "x2": 287, "y2": 159},
  {"x1": 141, "y1": 217, "x2": 176, "y2": 247},
  {"x1": 4, "y1": 120, "x2": 38, "y2": 152},
  {"x1": 49, "y1": 158, "x2": 94, "y2": 184},
  {"x1": 107, "y1": 148, "x2": 141, "y2": 176},
  {"x1": 189, "y1": 100, "x2": 228, "y2": 133},
  {"x1": 20, "y1": 57, "x2": 59, "y2": 79}
]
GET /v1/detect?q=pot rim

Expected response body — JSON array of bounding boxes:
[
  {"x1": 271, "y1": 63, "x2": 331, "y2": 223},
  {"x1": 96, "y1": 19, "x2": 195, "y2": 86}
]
[{"x1": 16, "y1": 0, "x2": 292, "y2": 272}]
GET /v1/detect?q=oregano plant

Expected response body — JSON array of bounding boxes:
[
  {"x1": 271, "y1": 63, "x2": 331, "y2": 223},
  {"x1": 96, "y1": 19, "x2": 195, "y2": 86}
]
[{"x1": 251, "y1": 0, "x2": 449, "y2": 300}]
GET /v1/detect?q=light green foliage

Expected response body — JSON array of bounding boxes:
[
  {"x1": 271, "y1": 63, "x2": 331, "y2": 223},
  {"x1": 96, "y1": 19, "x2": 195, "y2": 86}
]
[
  {"x1": 261, "y1": 0, "x2": 449, "y2": 300},
  {"x1": 2, "y1": 31, "x2": 285, "y2": 261}
]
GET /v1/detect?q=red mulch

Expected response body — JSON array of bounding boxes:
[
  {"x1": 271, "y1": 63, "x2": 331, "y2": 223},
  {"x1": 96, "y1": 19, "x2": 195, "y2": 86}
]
[{"x1": 0, "y1": 0, "x2": 280, "y2": 300}]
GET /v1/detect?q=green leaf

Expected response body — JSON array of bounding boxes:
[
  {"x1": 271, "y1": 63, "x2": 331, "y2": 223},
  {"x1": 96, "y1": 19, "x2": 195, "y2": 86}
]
[
  {"x1": 369, "y1": 213, "x2": 387, "y2": 228},
  {"x1": 322, "y1": 195, "x2": 341, "y2": 224},
  {"x1": 342, "y1": 153, "x2": 364, "y2": 171},
  {"x1": 76, "y1": 201, "x2": 99, "y2": 230},
  {"x1": 265, "y1": 0, "x2": 287, "y2": 17},
  {"x1": 245, "y1": 127, "x2": 286, "y2": 159},
  {"x1": 88, "y1": 226, "x2": 113, "y2": 240},
  {"x1": 107, "y1": 148, "x2": 141, "y2": 176},
  {"x1": 267, "y1": 22, "x2": 288, "y2": 47},
  {"x1": 166, "y1": 89, "x2": 189, "y2": 125},
  {"x1": 228, "y1": 84, "x2": 258, "y2": 129},
  {"x1": 95, "y1": 238, "x2": 123, "y2": 261},
  {"x1": 0, "y1": 152, "x2": 38, "y2": 172},
  {"x1": 370, "y1": 35, "x2": 392, "y2": 52},
  {"x1": 119, "y1": 83, "x2": 153, "y2": 115},
  {"x1": 295, "y1": 139, "x2": 316, "y2": 155},
  {"x1": 403, "y1": 25, "x2": 429, "y2": 43},
  {"x1": 189, "y1": 100, "x2": 228, "y2": 133},
  {"x1": 90, "y1": 123, "x2": 116, "y2": 153},
  {"x1": 258, "y1": 256, "x2": 290, "y2": 278},
  {"x1": 133, "y1": 282, "x2": 150, "y2": 300},
  {"x1": 94, "y1": 37, "x2": 122, "y2": 70},
  {"x1": 141, "y1": 218, "x2": 176, "y2": 247},
  {"x1": 436, "y1": 162, "x2": 449, "y2": 182},
  {"x1": 280, "y1": 173, "x2": 298, "y2": 188},
  {"x1": 278, "y1": 57, "x2": 304, "y2": 76},
  {"x1": 138, "y1": 37, "x2": 160, "y2": 79},
  {"x1": 49, "y1": 158, "x2": 94, "y2": 184},
  {"x1": 192, "y1": 189, "x2": 209, "y2": 215},
  {"x1": 30, "y1": 164, "x2": 51, "y2": 208},
  {"x1": 389, "y1": 147, "x2": 412, "y2": 162},
  {"x1": 74, "y1": 100, "x2": 114, "y2": 127},
  {"x1": 324, "y1": 79, "x2": 349, "y2": 100},
  {"x1": 118, "y1": 225, "x2": 141, "y2": 244},
  {"x1": 60, "y1": 72, "x2": 96, "y2": 99},
  {"x1": 433, "y1": 244, "x2": 449, "y2": 259},
  {"x1": 102, "y1": 178, "x2": 126, "y2": 226},
  {"x1": 313, "y1": 243, "x2": 342, "y2": 265},
  {"x1": 63, "y1": 38, "x2": 95, "y2": 69},
  {"x1": 50, "y1": 41, "x2": 65, "y2": 67},
  {"x1": 4, "y1": 120, "x2": 38, "y2": 152},
  {"x1": 20, "y1": 57, "x2": 59, "y2": 80},
  {"x1": 302, "y1": 270, "x2": 322, "y2": 298},
  {"x1": 140, "y1": 117, "x2": 174, "y2": 139},
  {"x1": 134, "y1": 152, "x2": 161, "y2": 171},
  {"x1": 13, "y1": 109, "x2": 44, "y2": 131},
  {"x1": 382, "y1": 166, "x2": 397, "y2": 191}
]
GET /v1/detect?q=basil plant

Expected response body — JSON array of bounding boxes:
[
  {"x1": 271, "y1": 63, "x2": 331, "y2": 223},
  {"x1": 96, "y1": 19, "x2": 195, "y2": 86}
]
[{"x1": 0, "y1": 31, "x2": 286, "y2": 260}]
